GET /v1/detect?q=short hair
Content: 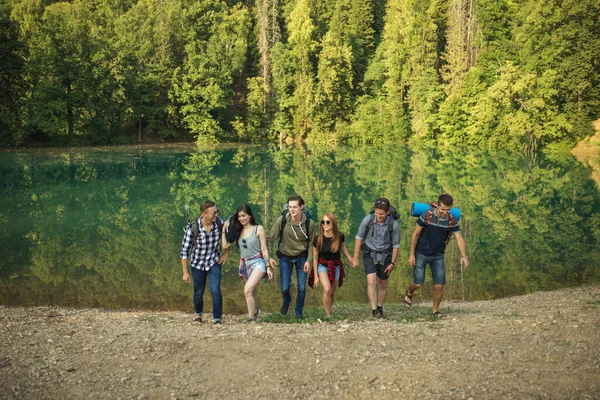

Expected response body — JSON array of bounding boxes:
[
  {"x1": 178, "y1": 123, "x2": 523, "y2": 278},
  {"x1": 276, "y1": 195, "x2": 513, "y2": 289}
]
[
  {"x1": 374, "y1": 197, "x2": 390, "y2": 212},
  {"x1": 200, "y1": 200, "x2": 216, "y2": 213},
  {"x1": 287, "y1": 195, "x2": 304, "y2": 206},
  {"x1": 438, "y1": 194, "x2": 454, "y2": 207}
]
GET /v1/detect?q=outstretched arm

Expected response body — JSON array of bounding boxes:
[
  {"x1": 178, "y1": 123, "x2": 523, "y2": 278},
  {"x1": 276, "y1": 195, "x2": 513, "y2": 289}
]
[
  {"x1": 408, "y1": 224, "x2": 423, "y2": 266},
  {"x1": 454, "y1": 232, "x2": 469, "y2": 270}
]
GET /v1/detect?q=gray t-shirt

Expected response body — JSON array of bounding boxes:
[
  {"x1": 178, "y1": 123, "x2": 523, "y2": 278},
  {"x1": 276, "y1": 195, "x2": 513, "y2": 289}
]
[{"x1": 238, "y1": 226, "x2": 262, "y2": 259}]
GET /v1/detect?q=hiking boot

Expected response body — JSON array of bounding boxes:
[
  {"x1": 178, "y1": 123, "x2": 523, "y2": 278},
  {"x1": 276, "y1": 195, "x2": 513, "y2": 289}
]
[
  {"x1": 280, "y1": 303, "x2": 290, "y2": 316},
  {"x1": 372, "y1": 309, "x2": 378, "y2": 319},
  {"x1": 376, "y1": 307, "x2": 386, "y2": 319},
  {"x1": 254, "y1": 308, "x2": 261, "y2": 320}
]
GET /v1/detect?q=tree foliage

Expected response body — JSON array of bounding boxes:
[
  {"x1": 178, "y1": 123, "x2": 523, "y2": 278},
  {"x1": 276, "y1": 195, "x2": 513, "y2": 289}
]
[{"x1": 1, "y1": 0, "x2": 599, "y2": 149}]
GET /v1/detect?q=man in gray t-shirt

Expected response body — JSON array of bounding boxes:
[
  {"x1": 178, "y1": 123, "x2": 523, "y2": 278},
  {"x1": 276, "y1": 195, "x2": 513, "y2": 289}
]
[{"x1": 353, "y1": 197, "x2": 400, "y2": 319}]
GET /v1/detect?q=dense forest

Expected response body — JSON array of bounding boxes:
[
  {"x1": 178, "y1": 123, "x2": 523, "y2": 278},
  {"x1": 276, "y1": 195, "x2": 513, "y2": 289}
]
[{"x1": 1, "y1": 0, "x2": 599, "y2": 150}]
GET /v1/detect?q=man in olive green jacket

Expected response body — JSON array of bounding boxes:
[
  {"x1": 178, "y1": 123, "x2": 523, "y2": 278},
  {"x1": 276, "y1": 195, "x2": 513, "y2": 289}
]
[{"x1": 268, "y1": 195, "x2": 315, "y2": 318}]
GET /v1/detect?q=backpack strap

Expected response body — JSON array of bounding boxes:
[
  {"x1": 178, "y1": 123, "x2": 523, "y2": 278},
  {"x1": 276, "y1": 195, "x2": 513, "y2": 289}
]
[
  {"x1": 279, "y1": 212, "x2": 287, "y2": 243},
  {"x1": 279, "y1": 212, "x2": 311, "y2": 250},
  {"x1": 304, "y1": 217, "x2": 310, "y2": 250},
  {"x1": 191, "y1": 218, "x2": 199, "y2": 252},
  {"x1": 363, "y1": 214, "x2": 394, "y2": 254},
  {"x1": 424, "y1": 203, "x2": 454, "y2": 245}
]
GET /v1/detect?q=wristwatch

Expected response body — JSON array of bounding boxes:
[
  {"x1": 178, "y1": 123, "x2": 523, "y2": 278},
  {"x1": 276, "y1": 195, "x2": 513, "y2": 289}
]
[{"x1": 390, "y1": 261, "x2": 396, "y2": 265}]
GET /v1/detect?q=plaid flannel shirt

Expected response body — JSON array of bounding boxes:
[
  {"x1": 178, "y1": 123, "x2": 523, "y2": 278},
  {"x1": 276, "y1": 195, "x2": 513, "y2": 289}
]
[{"x1": 180, "y1": 217, "x2": 223, "y2": 271}]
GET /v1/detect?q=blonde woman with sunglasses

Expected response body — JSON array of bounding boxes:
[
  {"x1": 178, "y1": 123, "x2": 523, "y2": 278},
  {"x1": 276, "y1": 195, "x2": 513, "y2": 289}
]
[
  {"x1": 225, "y1": 204, "x2": 273, "y2": 322},
  {"x1": 311, "y1": 213, "x2": 357, "y2": 318}
]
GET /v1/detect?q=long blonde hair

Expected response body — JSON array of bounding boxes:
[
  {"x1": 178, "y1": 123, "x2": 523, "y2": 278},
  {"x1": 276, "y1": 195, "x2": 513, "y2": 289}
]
[{"x1": 316, "y1": 213, "x2": 340, "y2": 253}]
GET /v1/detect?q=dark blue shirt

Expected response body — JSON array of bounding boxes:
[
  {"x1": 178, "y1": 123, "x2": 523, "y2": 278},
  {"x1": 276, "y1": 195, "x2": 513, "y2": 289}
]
[{"x1": 415, "y1": 210, "x2": 460, "y2": 256}]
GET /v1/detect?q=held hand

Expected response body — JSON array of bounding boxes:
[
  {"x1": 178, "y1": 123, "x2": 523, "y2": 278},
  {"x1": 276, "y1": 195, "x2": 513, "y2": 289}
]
[
  {"x1": 267, "y1": 268, "x2": 273, "y2": 280},
  {"x1": 351, "y1": 258, "x2": 359, "y2": 269},
  {"x1": 182, "y1": 272, "x2": 191, "y2": 284},
  {"x1": 384, "y1": 264, "x2": 394, "y2": 276},
  {"x1": 303, "y1": 262, "x2": 310, "y2": 273},
  {"x1": 218, "y1": 254, "x2": 228, "y2": 264},
  {"x1": 269, "y1": 258, "x2": 278, "y2": 269},
  {"x1": 408, "y1": 255, "x2": 416, "y2": 267}
]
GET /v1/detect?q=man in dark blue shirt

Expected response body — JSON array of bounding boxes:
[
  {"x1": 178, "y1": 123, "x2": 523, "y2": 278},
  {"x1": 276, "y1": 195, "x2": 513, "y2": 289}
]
[{"x1": 403, "y1": 194, "x2": 469, "y2": 319}]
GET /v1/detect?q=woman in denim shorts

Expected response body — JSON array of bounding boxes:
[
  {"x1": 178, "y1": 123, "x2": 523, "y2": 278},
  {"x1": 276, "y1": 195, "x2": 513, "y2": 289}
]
[
  {"x1": 225, "y1": 204, "x2": 273, "y2": 322},
  {"x1": 310, "y1": 213, "x2": 357, "y2": 318}
]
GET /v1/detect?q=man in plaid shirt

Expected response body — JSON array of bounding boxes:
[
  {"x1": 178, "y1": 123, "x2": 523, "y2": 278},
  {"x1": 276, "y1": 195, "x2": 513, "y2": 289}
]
[{"x1": 181, "y1": 200, "x2": 229, "y2": 324}]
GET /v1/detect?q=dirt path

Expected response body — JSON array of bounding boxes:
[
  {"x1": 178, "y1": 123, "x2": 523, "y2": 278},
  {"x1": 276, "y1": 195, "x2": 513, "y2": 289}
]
[{"x1": 1, "y1": 285, "x2": 599, "y2": 399}]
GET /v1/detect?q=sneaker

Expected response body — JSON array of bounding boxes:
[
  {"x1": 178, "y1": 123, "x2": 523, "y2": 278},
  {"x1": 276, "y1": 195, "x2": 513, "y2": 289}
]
[
  {"x1": 193, "y1": 316, "x2": 202, "y2": 323},
  {"x1": 245, "y1": 318, "x2": 256, "y2": 323},
  {"x1": 376, "y1": 307, "x2": 386, "y2": 319},
  {"x1": 280, "y1": 303, "x2": 290, "y2": 316},
  {"x1": 214, "y1": 320, "x2": 221, "y2": 325},
  {"x1": 254, "y1": 308, "x2": 261, "y2": 320},
  {"x1": 372, "y1": 310, "x2": 378, "y2": 319},
  {"x1": 295, "y1": 315, "x2": 304, "y2": 320}
]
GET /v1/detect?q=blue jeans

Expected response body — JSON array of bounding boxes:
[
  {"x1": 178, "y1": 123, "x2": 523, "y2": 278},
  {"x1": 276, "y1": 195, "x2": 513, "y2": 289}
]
[
  {"x1": 279, "y1": 254, "x2": 308, "y2": 317},
  {"x1": 191, "y1": 264, "x2": 222, "y2": 321},
  {"x1": 413, "y1": 253, "x2": 446, "y2": 285}
]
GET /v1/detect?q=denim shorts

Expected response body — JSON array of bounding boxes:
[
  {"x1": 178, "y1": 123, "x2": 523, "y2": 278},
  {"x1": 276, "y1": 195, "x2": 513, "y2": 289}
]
[
  {"x1": 413, "y1": 253, "x2": 446, "y2": 285},
  {"x1": 244, "y1": 258, "x2": 267, "y2": 279},
  {"x1": 317, "y1": 264, "x2": 341, "y2": 281}
]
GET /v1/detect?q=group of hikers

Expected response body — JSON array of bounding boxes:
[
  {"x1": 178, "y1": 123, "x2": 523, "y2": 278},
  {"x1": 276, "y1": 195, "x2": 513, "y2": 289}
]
[{"x1": 180, "y1": 194, "x2": 469, "y2": 324}]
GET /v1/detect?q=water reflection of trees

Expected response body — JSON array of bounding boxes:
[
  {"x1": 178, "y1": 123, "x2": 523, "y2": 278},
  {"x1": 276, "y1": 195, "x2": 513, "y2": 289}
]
[{"x1": 1, "y1": 146, "x2": 599, "y2": 312}]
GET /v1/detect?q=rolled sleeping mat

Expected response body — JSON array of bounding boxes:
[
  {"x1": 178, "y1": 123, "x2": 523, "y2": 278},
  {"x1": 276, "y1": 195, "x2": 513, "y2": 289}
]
[{"x1": 411, "y1": 202, "x2": 461, "y2": 221}]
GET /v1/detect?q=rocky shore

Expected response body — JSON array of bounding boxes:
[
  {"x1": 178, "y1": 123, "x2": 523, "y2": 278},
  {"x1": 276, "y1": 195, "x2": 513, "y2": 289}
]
[{"x1": 1, "y1": 285, "x2": 599, "y2": 399}]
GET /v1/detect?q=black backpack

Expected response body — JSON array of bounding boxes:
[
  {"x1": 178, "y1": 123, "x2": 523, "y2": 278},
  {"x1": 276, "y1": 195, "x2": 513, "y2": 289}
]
[
  {"x1": 182, "y1": 203, "x2": 225, "y2": 251},
  {"x1": 360, "y1": 205, "x2": 400, "y2": 253},
  {"x1": 278, "y1": 204, "x2": 312, "y2": 251}
]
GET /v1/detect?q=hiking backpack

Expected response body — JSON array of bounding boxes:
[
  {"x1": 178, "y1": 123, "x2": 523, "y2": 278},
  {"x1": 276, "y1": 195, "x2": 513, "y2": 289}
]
[
  {"x1": 422, "y1": 202, "x2": 455, "y2": 245},
  {"x1": 360, "y1": 205, "x2": 400, "y2": 253},
  {"x1": 182, "y1": 204, "x2": 225, "y2": 251},
  {"x1": 278, "y1": 204, "x2": 312, "y2": 251}
]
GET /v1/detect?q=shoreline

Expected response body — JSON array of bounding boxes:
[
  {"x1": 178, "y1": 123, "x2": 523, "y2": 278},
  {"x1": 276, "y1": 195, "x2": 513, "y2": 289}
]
[{"x1": 1, "y1": 285, "x2": 599, "y2": 399}]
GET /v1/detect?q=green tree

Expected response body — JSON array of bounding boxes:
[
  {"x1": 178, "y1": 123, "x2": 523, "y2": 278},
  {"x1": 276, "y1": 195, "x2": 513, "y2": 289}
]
[
  {"x1": 0, "y1": 2, "x2": 25, "y2": 146},
  {"x1": 25, "y1": 1, "x2": 96, "y2": 139},
  {"x1": 312, "y1": 1, "x2": 353, "y2": 136},
  {"x1": 287, "y1": 0, "x2": 316, "y2": 138},
  {"x1": 171, "y1": 1, "x2": 250, "y2": 144}
]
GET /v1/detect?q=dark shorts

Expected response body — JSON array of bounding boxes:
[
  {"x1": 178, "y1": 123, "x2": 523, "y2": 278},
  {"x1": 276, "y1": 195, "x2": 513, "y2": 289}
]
[
  {"x1": 413, "y1": 253, "x2": 446, "y2": 285},
  {"x1": 363, "y1": 253, "x2": 392, "y2": 281}
]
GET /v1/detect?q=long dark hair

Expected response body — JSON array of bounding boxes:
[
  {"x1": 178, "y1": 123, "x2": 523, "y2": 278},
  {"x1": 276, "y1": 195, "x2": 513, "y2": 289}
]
[{"x1": 234, "y1": 203, "x2": 257, "y2": 232}]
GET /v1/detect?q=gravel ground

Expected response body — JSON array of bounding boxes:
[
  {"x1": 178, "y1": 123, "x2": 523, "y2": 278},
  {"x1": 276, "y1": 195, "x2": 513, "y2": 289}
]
[{"x1": 1, "y1": 285, "x2": 599, "y2": 399}]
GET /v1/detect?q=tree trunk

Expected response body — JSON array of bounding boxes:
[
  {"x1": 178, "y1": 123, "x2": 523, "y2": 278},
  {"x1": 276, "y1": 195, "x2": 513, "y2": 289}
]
[{"x1": 66, "y1": 81, "x2": 74, "y2": 137}]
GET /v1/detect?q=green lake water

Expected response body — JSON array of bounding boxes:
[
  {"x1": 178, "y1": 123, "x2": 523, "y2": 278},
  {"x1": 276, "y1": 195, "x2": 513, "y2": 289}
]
[{"x1": 1, "y1": 143, "x2": 599, "y2": 314}]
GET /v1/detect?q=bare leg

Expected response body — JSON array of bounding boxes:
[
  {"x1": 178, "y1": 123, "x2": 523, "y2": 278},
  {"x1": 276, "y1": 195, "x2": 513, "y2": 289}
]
[
  {"x1": 244, "y1": 270, "x2": 265, "y2": 319},
  {"x1": 330, "y1": 280, "x2": 339, "y2": 310},
  {"x1": 377, "y1": 278, "x2": 388, "y2": 308},
  {"x1": 432, "y1": 283, "x2": 444, "y2": 314},
  {"x1": 319, "y1": 272, "x2": 332, "y2": 317},
  {"x1": 366, "y1": 273, "x2": 378, "y2": 311}
]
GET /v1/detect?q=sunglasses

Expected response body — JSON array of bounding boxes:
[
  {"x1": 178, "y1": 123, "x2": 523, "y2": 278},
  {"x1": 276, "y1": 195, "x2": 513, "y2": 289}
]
[
  {"x1": 321, "y1": 220, "x2": 331, "y2": 225},
  {"x1": 241, "y1": 238, "x2": 247, "y2": 248},
  {"x1": 206, "y1": 210, "x2": 218, "y2": 216},
  {"x1": 375, "y1": 200, "x2": 389, "y2": 208}
]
